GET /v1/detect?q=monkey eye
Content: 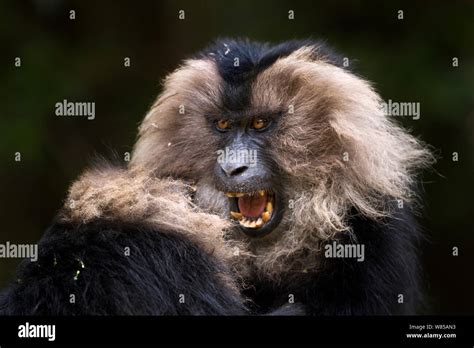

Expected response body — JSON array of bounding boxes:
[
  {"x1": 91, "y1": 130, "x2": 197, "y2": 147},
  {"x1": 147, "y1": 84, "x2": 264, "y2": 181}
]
[
  {"x1": 251, "y1": 117, "x2": 271, "y2": 131},
  {"x1": 215, "y1": 119, "x2": 231, "y2": 132}
]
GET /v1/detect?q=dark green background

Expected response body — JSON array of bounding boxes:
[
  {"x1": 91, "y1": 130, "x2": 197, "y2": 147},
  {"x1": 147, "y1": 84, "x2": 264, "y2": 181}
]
[{"x1": 0, "y1": 0, "x2": 473, "y2": 314}]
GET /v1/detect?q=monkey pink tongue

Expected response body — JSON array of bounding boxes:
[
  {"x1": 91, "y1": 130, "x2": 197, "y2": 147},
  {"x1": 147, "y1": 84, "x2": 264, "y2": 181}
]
[{"x1": 238, "y1": 193, "x2": 267, "y2": 218}]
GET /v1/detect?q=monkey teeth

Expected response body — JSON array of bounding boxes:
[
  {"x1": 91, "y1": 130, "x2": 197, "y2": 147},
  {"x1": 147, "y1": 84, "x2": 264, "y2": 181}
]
[
  {"x1": 232, "y1": 216, "x2": 265, "y2": 229},
  {"x1": 266, "y1": 201, "x2": 273, "y2": 213},
  {"x1": 225, "y1": 192, "x2": 245, "y2": 197},
  {"x1": 229, "y1": 193, "x2": 273, "y2": 229},
  {"x1": 230, "y1": 211, "x2": 243, "y2": 220},
  {"x1": 225, "y1": 190, "x2": 266, "y2": 198}
]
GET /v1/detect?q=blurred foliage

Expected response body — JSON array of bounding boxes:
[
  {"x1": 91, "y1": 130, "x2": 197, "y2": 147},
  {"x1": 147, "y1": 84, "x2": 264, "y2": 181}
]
[{"x1": 0, "y1": 0, "x2": 473, "y2": 314}]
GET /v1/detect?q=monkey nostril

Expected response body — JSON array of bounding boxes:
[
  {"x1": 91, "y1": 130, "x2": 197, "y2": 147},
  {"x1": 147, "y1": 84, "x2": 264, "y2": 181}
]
[
  {"x1": 222, "y1": 165, "x2": 249, "y2": 177},
  {"x1": 231, "y1": 166, "x2": 248, "y2": 176}
]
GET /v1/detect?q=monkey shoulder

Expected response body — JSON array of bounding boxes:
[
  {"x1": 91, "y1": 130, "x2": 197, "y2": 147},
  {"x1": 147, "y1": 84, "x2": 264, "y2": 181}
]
[
  {"x1": 296, "y1": 207, "x2": 423, "y2": 315},
  {"x1": 0, "y1": 167, "x2": 245, "y2": 315}
]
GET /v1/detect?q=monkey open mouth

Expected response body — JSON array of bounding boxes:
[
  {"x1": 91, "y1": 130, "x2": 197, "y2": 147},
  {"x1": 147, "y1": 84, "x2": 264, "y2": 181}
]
[{"x1": 225, "y1": 190, "x2": 280, "y2": 237}]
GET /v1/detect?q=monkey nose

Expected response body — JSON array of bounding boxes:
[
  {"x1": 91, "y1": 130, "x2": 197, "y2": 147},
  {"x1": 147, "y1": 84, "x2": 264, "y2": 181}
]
[{"x1": 220, "y1": 163, "x2": 249, "y2": 177}]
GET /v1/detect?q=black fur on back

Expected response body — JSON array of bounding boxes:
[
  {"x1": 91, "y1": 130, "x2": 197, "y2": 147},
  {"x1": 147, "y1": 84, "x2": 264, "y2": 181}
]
[
  {"x1": 243, "y1": 203, "x2": 425, "y2": 315},
  {"x1": 0, "y1": 219, "x2": 247, "y2": 315},
  {"x1": 0, "y1": 203, "x2": 424, "y2": 316}
]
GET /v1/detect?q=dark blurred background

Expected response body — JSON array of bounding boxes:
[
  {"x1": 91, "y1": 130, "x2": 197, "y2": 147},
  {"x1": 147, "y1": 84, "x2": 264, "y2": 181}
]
[{"x1": 0, "y1": 0, "x2": 473, "y2": 314}]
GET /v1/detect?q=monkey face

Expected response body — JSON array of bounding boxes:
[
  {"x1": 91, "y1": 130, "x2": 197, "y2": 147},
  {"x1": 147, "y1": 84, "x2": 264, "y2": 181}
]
[{"x1": 211, "y1": 113, "x2": 286, "y2": 237}]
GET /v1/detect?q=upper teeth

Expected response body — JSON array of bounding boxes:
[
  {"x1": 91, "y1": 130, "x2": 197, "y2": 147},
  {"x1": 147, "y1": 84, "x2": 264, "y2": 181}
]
[
  {"x1": 225, "y1": 192, "x2": 245, "y2": 197},
  {"x1": 225, "y1": 190, "x2": 266, "y2": 198}
]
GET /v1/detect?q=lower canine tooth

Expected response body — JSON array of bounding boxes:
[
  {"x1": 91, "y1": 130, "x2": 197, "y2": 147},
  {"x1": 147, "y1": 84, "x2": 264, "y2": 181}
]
[
  {"x1": 266, "y1": 201, "x2": 273, "y2": 213},
  {"x1": 230, "y1": 211, "x2": 242, "y2": 220},
  {"x1": 261, "y1": 211, "x2": 270, "y2": 222},
  {"x1": 255, "y1": 218, "x2": 263, "y2": 227}
]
